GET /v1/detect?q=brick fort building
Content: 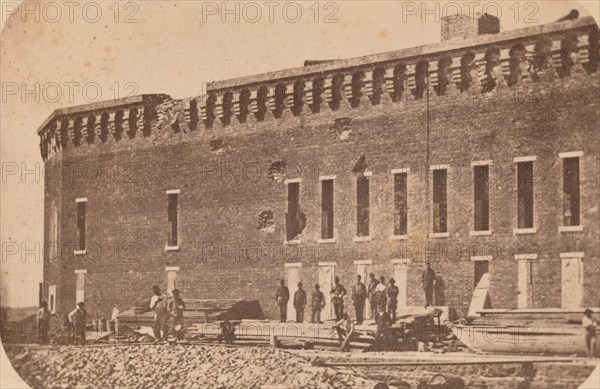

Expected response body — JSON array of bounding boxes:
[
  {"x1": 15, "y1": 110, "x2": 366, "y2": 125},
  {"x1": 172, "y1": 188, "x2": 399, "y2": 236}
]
[{"x1": 38, "y1": 14, "x2": 600, "y2": 322}]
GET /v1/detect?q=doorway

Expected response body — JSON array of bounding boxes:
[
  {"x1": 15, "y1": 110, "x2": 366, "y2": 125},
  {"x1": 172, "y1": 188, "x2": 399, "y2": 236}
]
[
  {"x1": 517, "y1": 260, "x2": 533, "y2": 308},
  {"x1": 285, "y1": 264, "x2": 301, "y2": 320},
  {"x1": 561, "y1": 255, "x2": 584, "y2": 308},
  {"x1": 392, "y1": 260, "x2": 409, "y2": 308},
  {"x1": 318, "y1": 263, "x2": 335, "y2": 320},
  {"x1": 354, "y1": 260, "x2": 371, "y2": 321},
  {"x1": 474, "y1": 260, "x2": 489, "y2": 287}
]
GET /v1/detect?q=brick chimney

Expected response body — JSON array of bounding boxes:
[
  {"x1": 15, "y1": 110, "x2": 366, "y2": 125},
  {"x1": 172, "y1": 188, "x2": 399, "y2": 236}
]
[{"x1": 441, "y1": 13, "x2": 500, "y2": 41}]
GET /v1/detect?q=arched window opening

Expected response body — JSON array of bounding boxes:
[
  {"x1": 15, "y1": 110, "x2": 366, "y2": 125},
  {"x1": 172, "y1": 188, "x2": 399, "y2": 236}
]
[
  {"x1": 534, "y1": 37, "x2": 553, "y2": 75},
  {"x1": 460, "y1": 52, "x2": 476, "y2": 92},
  {"x1": 143, "y1": 106, "x2": 155, "y2": 137},
  {"x1": 237, "y1": 89, "x2": 251, "y2": 124},
  {"x1": 221, "y1": 92, "x2": 233, "y2": 126},
  {"x1": 189, "y1": 99, "x2": 199, "y2": 131},
  {"x1": 329, "y1": 74, "x2": 345, "y2": 111},
  {"x1": 392, "y1": 65, "x2": 406, "y2": 102},
  {"x1": 350, "y1": 71, "x2": 364, "y2": 108},
  {"x1": 73, "y1": 117, "x2": 83, "y2": 146},
  {"x1": 204, "y1": 94, "x2": 217, "y2": 129},
  {"x1": 60, "y1": 119, "x2": 69, "y2": 148},
  {"x1": 127, "y1": 109, "x2": 138, "y2": 139},
  {"x1": 483, "y1": 47, "x2": 502, "y2": 92},
  {"x1": 413, "y1": 61, "x2": 429, "y2": 99},
  {"x1": 100, "y1": 113, "x2": 109, "y2": 143},
  {"x1": 273, "y1": 83, "x2": 286, "y2": 119},
  {"x1": 560, "y1": 34, "x2": 579, "y2": 77},
  {"x1": 86, "y1": 115, "x2": 96, "y2": 144},
  {"x1": 311, "y1": 77, "x2": 324, "y2": 113},
  {"x1": 437, "y1": 57, "x2": 453, "y2": 95},
  {"x1": 509, "y1": 44, "x2": 527, "y2": 86},
  {"x1": 114, "y1": 111, "x2": 124, "y2": 140},
  {"x1": 292, "y1": 80, "x2": 305, "y2": 116},
  {"x1": 371, "y1": 68, "x2": 385, "y2": 105},
  {"x1": 255, "y1": 87, "x2": 268, "y2": 121}
]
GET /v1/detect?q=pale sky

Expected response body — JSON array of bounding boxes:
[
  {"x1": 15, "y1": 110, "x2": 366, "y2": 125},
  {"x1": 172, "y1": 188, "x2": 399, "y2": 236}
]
[{"x1": 1, "y1": 0, "x2": 598, "y2": 308}]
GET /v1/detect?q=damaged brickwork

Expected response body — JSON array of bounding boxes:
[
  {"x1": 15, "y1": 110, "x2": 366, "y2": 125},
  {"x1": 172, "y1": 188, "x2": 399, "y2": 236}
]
[{"x1": 38, "y1": 17, "x2": 600, "y2": 321}]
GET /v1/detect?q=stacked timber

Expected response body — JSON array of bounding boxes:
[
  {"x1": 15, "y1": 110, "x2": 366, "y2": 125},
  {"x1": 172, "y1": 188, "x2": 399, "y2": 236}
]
[
  {"x1": 116, "y1": 299, "x2": 264, "y2": 332},
  {"x1": 188, "y1": 320, "x2": 377, "y2": 350}
]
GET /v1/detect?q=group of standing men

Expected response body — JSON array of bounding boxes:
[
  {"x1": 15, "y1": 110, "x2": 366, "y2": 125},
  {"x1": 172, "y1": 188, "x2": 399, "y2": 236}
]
[
  {"x1": 150, "y1": 285, "x2": 186, "y2": 342},
  {"x1": 36, "y1": 300, "x2": 89, "y2": 345},
  {"x1": 364, "y1": 274, "x2": 400, "y2": 323},
  {"x1": 275, "y1": 274, "x2": 401, "y2": 324},
  {"x1": 275, "y1": 262, "x2": 437, "y2": 325},
  {"x1": 276, "y1": 280, "x2": 327, "y2": 323}
]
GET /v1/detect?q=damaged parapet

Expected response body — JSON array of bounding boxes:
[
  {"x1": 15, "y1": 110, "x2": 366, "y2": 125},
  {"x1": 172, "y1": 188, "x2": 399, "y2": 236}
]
[
  {"x1": 37, "y1": 94, "x2": 171, "y2": 161},
  {"x1": 441, "y1": 13, "x2": 500, "y2": 42},
  {"x1": 38, "y1": 16, "x2": 599, "y2": 161}
]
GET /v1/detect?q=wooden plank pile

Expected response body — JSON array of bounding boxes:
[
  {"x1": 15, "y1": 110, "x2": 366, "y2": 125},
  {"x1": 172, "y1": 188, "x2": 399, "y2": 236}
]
[
  {"x1": 187, "y1": 320, "x2": 377, "y2": 351},
  {"x1": 116, "y1": 299, "x2": 264, "y2": 334}
]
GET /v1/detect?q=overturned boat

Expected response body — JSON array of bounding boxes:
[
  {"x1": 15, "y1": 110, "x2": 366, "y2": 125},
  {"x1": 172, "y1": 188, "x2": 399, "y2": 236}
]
[
  {"x1": 450, "y1": 308, "x2": 599, "y2": 355},
  {"x1": 450, "y1": 274, "x2": 598, "y2": 355}
]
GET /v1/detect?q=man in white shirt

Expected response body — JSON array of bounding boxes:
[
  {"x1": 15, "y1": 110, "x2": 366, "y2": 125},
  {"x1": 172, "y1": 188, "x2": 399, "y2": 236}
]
[
  {"x1": 582, "y1": 308, "x2": 598, "y2": 357},
  {"x1": 375, "y1": 276, "x2": 387, "y2": 316},
  {"x1": 150, "y1": 285, "x2": 168, "y2": 342}
]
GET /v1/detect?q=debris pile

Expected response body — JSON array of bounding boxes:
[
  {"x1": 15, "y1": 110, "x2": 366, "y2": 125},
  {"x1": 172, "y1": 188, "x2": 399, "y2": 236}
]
[{"x1": 5, "y1": 345, "x2": 377, "y2": 389}]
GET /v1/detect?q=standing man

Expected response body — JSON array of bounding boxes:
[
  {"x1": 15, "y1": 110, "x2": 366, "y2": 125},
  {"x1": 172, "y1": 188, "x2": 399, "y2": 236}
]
[
  {"x1": 150, "y1": 285, "x2": 168, "y2": 342},
  {"x1": 352, "y1": 275, "x2": 367, "y2": 325},
  {"x1": 293, "y1": 282, "x2": 307, "y2": 323},
  {"x1": 36, "y1": 301, "x2": 50, "y2": 345},
  {"x1": 422, "y1": 262, "x2": 437, "y2": 307},
  {"x1": 68, "y1": 302, "x2": 88, "y2": 345},
  {"x1": 168, "y1": 288, "x2": 185, "y2": 341},
  {"x1": 582, "y1": 308, "x2": 598, "y2": 357},
  {"x1": 62, "y1": 312, "x2": 72, "y2": 345},
  {"x1": 387, "y1": 278, "x2": 399, "y2": 323},
  {"x1": 367, "y1": 273, "x2": 379, "y2": 320},
  {"x1": 375, "y1": 276, "x2": 388, "y2": 316},
  {"x1": 276, "y1": 279, "x2": 290, "y2": 323},
  {"x1": 311, "y1": 284, "x2": 325, "y2": 324},
  {"x1": 331, "y1": 276, "x2": 347, "y2": 321}
]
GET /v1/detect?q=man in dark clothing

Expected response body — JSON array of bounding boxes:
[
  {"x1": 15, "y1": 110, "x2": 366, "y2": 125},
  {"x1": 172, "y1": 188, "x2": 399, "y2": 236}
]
[
  {"x1": 387, "y1": 278, "x2": 400, "y2": 322},
  {"x1": 311, "y1": 284, "x2": 325, "y2": 324},
  {"x1": 168, "y1": 288, "x2": 185, "y2": 340},
  {"x1": 335, "y1": 313, "x2": 355, "y2": 352},
  {"x1": 276, "y1": 279, "x2": 290, "y2": 323},
  {"x1": 330, "y1": 276, "x2": 347, "y2": 321},
  {"x1": 68, "y1": 302, "x2": 88, "y2": 345},
  {"x1": 37, "y1": 301, "x2": 50, "y2": 345},
  {"x1": 62, "y1": 312, "x2": 73, "y2": 345},
  {"x1": 422, "y1": 262, "x2": 437, "y2": 307},
  {"x1": 376, "y1": 276, "x2": 388, "y2": 315},
  {"x1": 352, "y1": 275, "x2": 367, "y2": 325},
  {"x1": 293, "y1": 282, "x2": 307, "y2": 323},
  {"x1": 367, "y1": 273, "x2": 379, "y2": 320}
]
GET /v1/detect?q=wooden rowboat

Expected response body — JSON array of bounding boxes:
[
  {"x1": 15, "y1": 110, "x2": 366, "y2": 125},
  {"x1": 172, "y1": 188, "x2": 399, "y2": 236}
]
[{"x1": 450, "y1": 308, "x2": 599, "y2": 355}]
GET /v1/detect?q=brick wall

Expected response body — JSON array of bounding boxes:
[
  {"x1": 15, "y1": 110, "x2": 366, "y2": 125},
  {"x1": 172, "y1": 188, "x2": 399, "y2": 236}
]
[
  {"x1": 441, "y1": 13, "x2": 499, "y2": 41},
  {"x1": 43, "y1": 69, "x2": 600, "y2": 321}
]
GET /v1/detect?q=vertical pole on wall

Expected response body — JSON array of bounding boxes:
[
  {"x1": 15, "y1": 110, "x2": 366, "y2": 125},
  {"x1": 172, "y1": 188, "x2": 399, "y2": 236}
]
[
  {"x1": 39, "y1": 283, "x2": 43, "y2": 305},
  {"x1": 425, "y1": 73, "x2": 431, "y2": 253}
]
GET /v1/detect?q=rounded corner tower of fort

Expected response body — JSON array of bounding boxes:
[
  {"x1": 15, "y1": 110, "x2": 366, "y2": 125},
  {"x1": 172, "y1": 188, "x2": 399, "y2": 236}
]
[{"x1": 39, "y1": 15, "x2": 600, "y2": 321}]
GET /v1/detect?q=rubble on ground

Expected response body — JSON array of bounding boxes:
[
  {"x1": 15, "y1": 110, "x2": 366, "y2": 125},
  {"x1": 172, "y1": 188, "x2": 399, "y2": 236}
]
[{"x1": 5, "y1": 344, "x2": 377, "y2": 389}]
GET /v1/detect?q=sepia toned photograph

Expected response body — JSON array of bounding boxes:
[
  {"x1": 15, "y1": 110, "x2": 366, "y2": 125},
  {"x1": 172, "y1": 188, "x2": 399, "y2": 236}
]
[{"x1": 1, "y1": 1, "x2": 599, "y2": 388}]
